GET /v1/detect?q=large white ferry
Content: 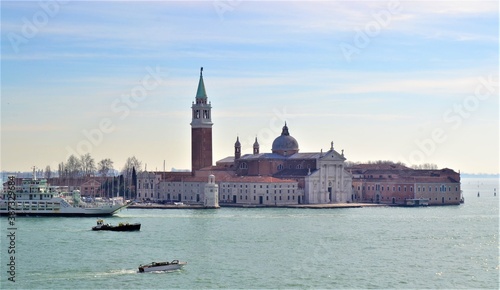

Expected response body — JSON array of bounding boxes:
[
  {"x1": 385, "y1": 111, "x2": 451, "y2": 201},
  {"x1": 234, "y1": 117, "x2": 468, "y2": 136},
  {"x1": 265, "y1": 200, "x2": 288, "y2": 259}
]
[{"x1": 0, "y1": 171, "x2": 128, "y2": 217}]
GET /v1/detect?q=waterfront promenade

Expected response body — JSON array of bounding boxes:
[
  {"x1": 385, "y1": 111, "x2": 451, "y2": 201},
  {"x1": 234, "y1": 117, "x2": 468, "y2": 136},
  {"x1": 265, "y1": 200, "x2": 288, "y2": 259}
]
[{"x1": 128, "y1": 202, "x2": 389, "y2": 209}]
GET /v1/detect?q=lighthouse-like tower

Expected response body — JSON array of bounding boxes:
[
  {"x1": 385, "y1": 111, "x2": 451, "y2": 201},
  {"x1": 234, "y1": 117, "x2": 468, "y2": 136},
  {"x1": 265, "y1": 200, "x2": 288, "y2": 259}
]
[
  {"x1": 191, "y1": 67, "x2": 213, "y2": 173},
  {"x1": 204, "y1": 174, "x2": 219, "y2": 208}
]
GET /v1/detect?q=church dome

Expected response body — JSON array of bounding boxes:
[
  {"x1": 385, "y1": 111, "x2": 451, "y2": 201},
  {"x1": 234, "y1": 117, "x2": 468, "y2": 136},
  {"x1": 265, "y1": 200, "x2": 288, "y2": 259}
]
[{"x1": 272, "y1": 123, "x2": 299, "y2": 156}]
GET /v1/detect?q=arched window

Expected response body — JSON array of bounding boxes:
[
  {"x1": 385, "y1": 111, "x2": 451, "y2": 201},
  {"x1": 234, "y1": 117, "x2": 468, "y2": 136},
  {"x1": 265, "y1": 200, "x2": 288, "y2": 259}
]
[
  {"x1": 239, "y1": 162, "x2": 248, "y2": 169},
  {"x1": 277, "y1": 164, "x2": 284, "y2": 170},
  {"x1": 296, "y1": 164, "x2": 302, "y2": 169}
]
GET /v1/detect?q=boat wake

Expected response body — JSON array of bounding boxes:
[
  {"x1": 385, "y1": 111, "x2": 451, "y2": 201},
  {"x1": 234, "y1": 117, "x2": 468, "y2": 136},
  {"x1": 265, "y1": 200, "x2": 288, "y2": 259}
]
[{"x1": 93, "y1": 269, "x2": 137, "y2": 277}]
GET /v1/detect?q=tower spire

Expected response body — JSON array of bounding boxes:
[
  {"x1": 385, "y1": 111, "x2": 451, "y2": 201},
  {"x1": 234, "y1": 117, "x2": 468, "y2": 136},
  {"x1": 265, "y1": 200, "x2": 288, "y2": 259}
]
[
  {"x1": 253, "y1": 137, "x2": 260, "y2": 155},
  {"x1": 235, "y1": 136, "x2": 241, "y2": 160},
  {"x1": 196, "y1": 66, "x2": 207, "y2": 100}
]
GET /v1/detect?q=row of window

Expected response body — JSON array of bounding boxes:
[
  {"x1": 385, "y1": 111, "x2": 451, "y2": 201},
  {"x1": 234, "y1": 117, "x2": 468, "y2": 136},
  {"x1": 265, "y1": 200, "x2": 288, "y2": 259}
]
[
  {"x1": 239, "y1": 163, "x2": 306, "y2": 170},
  {"x1": 221, "y1": 184, "x2": 295, "y2": 189},
  {"x1": 193, "y1": 109, "x2": 210, "y2": 119},
  {"x1": 221, "y1": 189, "x2": 296, "y2": 194},
  {"x1": 358, "y1": 184, "x2": 459, "y2": 192},
  {"x1": 221, "y1": 195, "x2": 297, "y2": 201}
]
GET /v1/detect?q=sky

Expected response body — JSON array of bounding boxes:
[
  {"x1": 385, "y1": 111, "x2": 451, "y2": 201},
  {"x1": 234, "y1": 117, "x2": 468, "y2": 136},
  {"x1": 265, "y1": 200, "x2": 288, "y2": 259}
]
[{"x1": 1, "y1": 0, "x2": 498, "y2": 174}]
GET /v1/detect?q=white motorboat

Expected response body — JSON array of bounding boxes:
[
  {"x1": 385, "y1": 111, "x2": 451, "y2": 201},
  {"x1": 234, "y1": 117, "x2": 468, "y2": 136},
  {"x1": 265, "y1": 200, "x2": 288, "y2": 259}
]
[{"x1": 138, "y1": 260, "x2": 187, "y2": 273}]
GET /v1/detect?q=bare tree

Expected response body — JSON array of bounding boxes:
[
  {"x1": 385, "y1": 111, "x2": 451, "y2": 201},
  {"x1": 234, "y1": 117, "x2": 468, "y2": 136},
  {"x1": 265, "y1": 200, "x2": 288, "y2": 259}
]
[
  {"x1": 122, "y1": 156, "x2": 142, "y2": 175},
  {"x1": 45, "y1": 165, "x2": 52, "y2": 179},
  {"x1": 80, "y1": 153, "x2": 96, "y2": 176},
  {"x1": 66, "y1": 155, "x2": 82, "y2": 177},
  {"x1": 58, "y1": 162, "x2": 65, "y2": 178},
  {"x1": 411, "y1": 163, "x2": 438, "y2": 170},
  {"x1": 98, "y1": 158, "x2": 114, "y2": 177}
]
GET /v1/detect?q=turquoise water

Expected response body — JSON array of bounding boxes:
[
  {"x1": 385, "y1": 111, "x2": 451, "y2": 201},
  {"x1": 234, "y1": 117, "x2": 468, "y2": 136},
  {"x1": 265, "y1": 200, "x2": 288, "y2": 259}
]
[{"x1": 1, "y1": 177, "x2": 498, "y2": 289}]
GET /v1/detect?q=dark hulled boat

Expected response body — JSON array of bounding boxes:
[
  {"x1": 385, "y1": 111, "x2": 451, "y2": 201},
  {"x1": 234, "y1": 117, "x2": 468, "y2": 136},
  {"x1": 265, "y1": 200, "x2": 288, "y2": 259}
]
[{"x1": 92, "y1": 219, "x2": 141, "y2": 231}]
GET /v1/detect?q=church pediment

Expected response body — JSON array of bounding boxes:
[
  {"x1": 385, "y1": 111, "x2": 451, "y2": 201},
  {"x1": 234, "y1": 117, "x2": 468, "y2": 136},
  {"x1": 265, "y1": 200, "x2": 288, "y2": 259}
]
[{"x1": 318, "y1": 149, "x2": 346, "y2": 162}]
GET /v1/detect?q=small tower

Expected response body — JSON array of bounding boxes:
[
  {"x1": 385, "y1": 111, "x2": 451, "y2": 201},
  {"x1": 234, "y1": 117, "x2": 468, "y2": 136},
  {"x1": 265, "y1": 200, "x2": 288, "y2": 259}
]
[
  {"x1": 191, "y1": 67, "x2": 213, "y2": 173},
  {"x1": 253, "y1": 137, "x2": 259, "y2": 155},
  {"x1": 234, "y1": 136, "x2": 241, "y2": 160},
  {"x1": 204, "y1": 174, "x2": 219, "y2": 208}
]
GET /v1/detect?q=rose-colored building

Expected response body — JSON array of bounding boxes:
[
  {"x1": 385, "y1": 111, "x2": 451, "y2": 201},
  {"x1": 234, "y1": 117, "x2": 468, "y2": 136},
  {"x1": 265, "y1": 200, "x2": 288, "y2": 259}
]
[{"x1": 348, "y1": 164, "x2": 461, "y2": 205}]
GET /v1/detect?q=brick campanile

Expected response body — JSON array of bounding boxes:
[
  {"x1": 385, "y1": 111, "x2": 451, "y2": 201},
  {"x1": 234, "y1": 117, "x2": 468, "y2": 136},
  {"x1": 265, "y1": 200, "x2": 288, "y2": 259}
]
[{"x1": 191, "y1": 67, "x2": 213, "y2": 173}]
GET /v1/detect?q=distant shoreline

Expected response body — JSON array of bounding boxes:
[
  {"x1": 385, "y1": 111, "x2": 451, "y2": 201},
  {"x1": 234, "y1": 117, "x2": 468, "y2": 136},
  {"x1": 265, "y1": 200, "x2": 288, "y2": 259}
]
[{"x1": 460, "y1": 174, "x2": 500, "y2": 179}]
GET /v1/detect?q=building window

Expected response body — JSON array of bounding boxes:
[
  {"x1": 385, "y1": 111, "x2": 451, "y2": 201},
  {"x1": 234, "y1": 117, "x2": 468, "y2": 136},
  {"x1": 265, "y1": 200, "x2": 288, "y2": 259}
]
[
  {"x1": 239, "y1": 162, "x2": 248, "y2": 169},
  {"x1": 296, "y1": 164, "x2": 302, "y2": 169},
  {"x1": 277, "y1": 164, "x2": 284, "y2": 170}
]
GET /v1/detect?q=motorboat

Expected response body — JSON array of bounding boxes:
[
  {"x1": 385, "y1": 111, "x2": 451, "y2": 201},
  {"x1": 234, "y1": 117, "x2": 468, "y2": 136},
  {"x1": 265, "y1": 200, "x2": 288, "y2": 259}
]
[
  {"x1": 138, "y1": 260, "x2": 187, "y2": 273},
  {"x1": 92, "y1": 219, "x2": 141, "y2": 231}
]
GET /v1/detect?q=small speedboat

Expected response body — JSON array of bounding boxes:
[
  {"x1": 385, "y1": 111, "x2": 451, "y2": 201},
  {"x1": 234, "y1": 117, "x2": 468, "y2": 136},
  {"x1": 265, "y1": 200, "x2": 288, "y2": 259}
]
[
  {"x1": 92, "y1": 219, "x2": 141, "y2": 231},
  {"x1": 138, "y1": 260, "x2": 187, "y2": 273}
]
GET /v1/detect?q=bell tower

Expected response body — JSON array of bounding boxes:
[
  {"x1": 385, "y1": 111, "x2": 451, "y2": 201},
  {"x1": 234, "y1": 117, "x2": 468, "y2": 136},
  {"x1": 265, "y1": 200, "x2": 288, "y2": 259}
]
[{"x1": 191, "y1": 67, "x2": 213, "y2": 173}]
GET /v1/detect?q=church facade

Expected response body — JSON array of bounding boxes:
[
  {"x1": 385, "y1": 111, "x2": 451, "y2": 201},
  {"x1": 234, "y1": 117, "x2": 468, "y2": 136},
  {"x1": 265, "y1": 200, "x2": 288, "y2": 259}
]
[{"x1": 229, "y1": 125, "x2": 353, "y2": 204}]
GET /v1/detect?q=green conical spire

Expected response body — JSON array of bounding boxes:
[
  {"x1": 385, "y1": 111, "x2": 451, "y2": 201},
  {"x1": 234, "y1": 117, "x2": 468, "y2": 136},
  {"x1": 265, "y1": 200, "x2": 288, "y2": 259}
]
[{"x1": 196, "y1": 67, "x2": 207, "y2": 99}]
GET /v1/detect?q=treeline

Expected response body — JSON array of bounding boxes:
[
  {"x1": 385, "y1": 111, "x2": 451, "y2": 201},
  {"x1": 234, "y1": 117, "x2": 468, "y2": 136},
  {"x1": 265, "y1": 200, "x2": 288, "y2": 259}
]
[
  {"x1": 345, "y1": 160, "x2": 438, "y2": 170},
  {"x1": 39, "y1": 154, "x2": 143, "y2": 178}
]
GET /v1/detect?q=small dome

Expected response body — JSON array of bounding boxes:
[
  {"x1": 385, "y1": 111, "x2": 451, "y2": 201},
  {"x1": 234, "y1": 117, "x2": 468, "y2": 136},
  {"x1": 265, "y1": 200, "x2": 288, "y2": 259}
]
[{"x1": 272, "y1": 123, "x2": 299, "y2": 156}]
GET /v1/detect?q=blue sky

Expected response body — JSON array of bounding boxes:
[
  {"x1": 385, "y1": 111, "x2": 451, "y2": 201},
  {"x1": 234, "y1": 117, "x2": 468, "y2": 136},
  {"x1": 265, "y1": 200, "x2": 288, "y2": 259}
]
[{"x1": 1, "y1": 0, "x2": 498, "y2": 174}]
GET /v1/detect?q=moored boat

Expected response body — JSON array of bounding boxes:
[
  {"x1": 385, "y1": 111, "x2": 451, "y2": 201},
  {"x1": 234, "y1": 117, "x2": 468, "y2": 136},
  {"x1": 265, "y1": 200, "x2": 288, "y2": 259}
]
[
  {"x1": 404, "y1": 198, "x2": 429, "y2": 207},
  {"x1": 0, "y1": 170, "x2": 128, "y2": 217},
  {"x1": 138, "y1": 260, "x2": 187, "y2": 273},
  {"x1": 92, "y1": 219, "x2": 141, "y2": 231}
]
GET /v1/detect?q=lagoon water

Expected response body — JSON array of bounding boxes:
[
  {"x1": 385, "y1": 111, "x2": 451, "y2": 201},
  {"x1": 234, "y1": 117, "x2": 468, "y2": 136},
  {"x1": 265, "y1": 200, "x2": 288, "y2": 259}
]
[{"x1": 1, "y1": 177, "x2": 498, "y2": 289}]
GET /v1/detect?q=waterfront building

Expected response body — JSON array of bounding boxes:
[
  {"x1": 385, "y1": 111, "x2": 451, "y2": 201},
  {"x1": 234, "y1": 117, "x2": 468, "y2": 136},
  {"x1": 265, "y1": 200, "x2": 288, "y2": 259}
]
[
  {"x1": 136, "y1": 171, "x2": 161, "y2": 200},
  {"x1": 348, "y1": 164, "x2": 461, "y2": 205},
  {"x1": 224, "y1": 128, "x2": 353, "y2": 204},
  {"x1": 134, "y1": 68, "x2": 353, "y2": 205},
  {"x1": 133, "y1": 68, "x2": 462, "y2": 207}
]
